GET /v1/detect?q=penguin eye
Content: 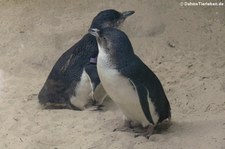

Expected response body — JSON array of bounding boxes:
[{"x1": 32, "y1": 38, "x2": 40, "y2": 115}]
[{"x1": 102, "y1": 36, "x2": 106, "y2": 40}]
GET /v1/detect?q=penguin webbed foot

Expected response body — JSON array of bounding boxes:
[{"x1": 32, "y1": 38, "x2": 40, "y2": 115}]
[
  {"x1": 134, "y1": 125, "x2": 154, "y2": 139},
  {"x1": 132, "y1": 126, "x2": 146, "y2": 133},
  {"x1": 89, "y1": 105, "x2": 104, "y2": 111}
]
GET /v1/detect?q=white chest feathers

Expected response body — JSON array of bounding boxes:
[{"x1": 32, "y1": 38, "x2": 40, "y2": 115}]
[
  {"x1": 70, "y1": 69, "x2": 92, "y2": 110},
  {"x1": 97, "y1": 46, "x2": 159, "y2": 126}
]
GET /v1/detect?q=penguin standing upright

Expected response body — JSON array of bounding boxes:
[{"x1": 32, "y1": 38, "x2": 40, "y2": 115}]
[
  {"x1": 38, "y1": 9, "x2": 135, "y2": 110},
  {"x1": 89, "y1": 27, "x2": 171, "y2": 137}
]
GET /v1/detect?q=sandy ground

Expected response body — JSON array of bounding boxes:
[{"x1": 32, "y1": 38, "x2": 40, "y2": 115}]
[{"x1": 0, "y1": 0, "x2": 225, "y2": 148}]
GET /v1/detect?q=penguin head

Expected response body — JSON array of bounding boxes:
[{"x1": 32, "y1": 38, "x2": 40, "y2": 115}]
[
  {"x1": 89, "y1": 27, "x2": 134, "y2": 58},
  {"x1": 90, "y1": 9, "x2": 135, "y2": 30}
]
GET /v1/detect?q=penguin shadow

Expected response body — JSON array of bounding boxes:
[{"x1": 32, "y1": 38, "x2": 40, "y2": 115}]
[
  {"x1": 166, "y1": 120, "x2": 196, "y2": 135},
  {"x1": 110, "y1": 118, "x2": 173, "y2": 140},
  {"x1": 23, "y1": 93, "x2": 47, "y2": 112},
  {"x1": 161, "y1": 118, "x2": 220, "y2": 139},
  {"x1": 130, "y1": 119, "x2": 205, "y2": 140},
  {"x1": 27, "y1": 93, "x2": 38, "y2": 101},
  {"x1": 26, "y1": 93, "x2": 73, "y2": 110},
  {"x1": 31, "y1": 91, "x2": 116, "y2": 111},
  {"x1": 128, "y1": 119, "x2": 172, "y2": 139}
]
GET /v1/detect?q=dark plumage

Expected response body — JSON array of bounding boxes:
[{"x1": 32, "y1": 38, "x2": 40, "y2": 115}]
[
  {"x1": 38, "y1": 9, "x2": 135, "y2": 110},
  {"x1": 90, "y1": 27, "x2": 171, "y2": 137}
]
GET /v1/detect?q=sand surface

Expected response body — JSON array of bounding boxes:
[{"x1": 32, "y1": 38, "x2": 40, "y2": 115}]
[{"x1": 0, "y1": 0, "x2": 225, "y2": 148}]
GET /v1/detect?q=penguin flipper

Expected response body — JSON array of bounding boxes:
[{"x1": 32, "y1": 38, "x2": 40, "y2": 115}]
[
  {"x1": 84, "y1": 64, "x2": 100, "y2": 90},
  {"x1": 129, "y1": 79, "x2": 155, "y2": 125},
  {"x1": 121, "y1": 56, "x2": 171, "y2": 123},
  {"x1": 46, "y1": 34, "x2": 97, "y2": 92}
]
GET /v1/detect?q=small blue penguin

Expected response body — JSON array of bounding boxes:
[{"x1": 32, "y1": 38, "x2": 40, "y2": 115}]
[
  {"x1": 89, "y1": 27, "x2": 171, "y2": 137},
  {"x1": 38, "y1": 9, "x2": 135, "y2": 110}
]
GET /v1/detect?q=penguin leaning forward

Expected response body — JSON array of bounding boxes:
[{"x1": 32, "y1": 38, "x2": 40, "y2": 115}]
[
  {"x1": 38, "y1": 9, "x2": 135, "y2": 110},
  {"x1": 89, "y1": 27, "x2": 171, "y2": 138}
]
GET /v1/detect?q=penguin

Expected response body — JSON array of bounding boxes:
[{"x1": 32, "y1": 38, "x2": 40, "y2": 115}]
[
  {"x1": 38, "y1": 9, "x2": 135, "y2": 110},
  {"x1": 89, "y1": 27, "x2": 171, "y2": 137}
]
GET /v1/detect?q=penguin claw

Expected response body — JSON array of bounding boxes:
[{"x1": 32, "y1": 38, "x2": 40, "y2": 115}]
[{"x1": 133, "y1": 125, "x2": 154, "y2": 139}]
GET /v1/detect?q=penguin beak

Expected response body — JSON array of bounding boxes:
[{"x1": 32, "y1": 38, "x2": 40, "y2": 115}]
[
  {"x1": 89, "y1": 28, "x2": 100, "y2": 37},
  {"x1": 122, "y1": 10, "x2": 135, "y2": 18}
]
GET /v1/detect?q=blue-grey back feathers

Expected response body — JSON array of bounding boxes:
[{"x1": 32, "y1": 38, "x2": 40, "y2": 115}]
[{"x1": 92, "y1": 27, "x2": 171, "y2": 123}]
